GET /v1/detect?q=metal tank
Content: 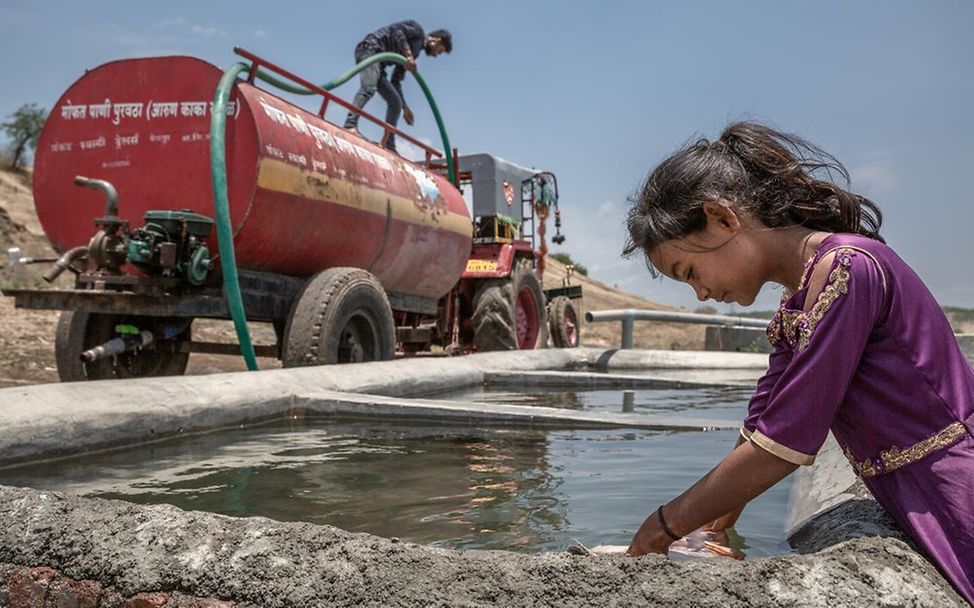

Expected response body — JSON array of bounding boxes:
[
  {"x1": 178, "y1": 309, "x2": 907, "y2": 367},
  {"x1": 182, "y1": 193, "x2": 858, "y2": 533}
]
[{"x1": 33, "y1": 56, "x2": 472, "y2": 301}]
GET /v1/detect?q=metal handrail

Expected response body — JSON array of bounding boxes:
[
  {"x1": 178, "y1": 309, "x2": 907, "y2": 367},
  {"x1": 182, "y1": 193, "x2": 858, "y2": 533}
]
[
  {"x1": 585, "y1": 309, "x2": 769, "y2": 349},
  {"x1": 235, "y1": 47, "x2": 443, "y2": 163}
]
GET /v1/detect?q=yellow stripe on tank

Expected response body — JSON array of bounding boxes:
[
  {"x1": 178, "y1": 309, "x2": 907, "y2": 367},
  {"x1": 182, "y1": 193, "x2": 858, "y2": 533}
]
[{"x1": 256, "y1": 158, "x2": 472, "y2": 237}]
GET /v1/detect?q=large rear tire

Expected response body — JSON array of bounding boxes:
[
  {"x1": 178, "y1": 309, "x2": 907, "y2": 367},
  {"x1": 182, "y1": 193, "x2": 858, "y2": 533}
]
[
  {"x1": 55, "y1": 311, "x2": 191, "y2": 381},
  {"x1": 282, "y1": 267, "x2": 396, "y2": 366},
  {"x1": 548, "y1": 296, "x2": 580, "y2": 348},
  {"x1": 472, "y1": 258, "x2": 546, "y2": 352}
]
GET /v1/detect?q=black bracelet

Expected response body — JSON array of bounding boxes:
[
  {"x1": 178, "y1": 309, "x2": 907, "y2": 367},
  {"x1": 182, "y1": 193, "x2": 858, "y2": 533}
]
[{"x1": 657, "y1": 505, "x2": 681, "y2": 541}]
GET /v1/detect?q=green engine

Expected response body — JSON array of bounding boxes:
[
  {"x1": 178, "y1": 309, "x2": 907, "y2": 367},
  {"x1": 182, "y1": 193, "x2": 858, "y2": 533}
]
[{"x1": 127, "y1": 210, "x2": 214, "y2": 286}]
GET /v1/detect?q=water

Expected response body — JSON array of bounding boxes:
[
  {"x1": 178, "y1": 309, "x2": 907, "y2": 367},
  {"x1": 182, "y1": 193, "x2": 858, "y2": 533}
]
[
  {"x1": 0, "y1": 388, "x2": 794, "y2": 557},
  {"x1": 433, "y1": 385, "x2": 754, "y2": 423}
]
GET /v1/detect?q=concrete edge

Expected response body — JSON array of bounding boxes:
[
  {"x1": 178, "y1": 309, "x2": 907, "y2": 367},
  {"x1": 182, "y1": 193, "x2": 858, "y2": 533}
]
[
  {"x1": 785, "y1": 435, "x2": 859, "y2": 537},
  {"x1": 298, "y1": 390, "x2": 738, "y2": 431},
  {"x1": 483, "y1": 370, "x2": 747, "y2": 390},
  {"x1": 587, "y1": 348, "x2": 769, "y2": 370},
  {"x1": 0, "y1": 348, "x2": 965, "y2": 605},
  {"x1": 0, "y1": 348, "x2": 758, "y2": 466},
  {"x1": 0, "y1": 484, "x2": 964, "y2": 607}
]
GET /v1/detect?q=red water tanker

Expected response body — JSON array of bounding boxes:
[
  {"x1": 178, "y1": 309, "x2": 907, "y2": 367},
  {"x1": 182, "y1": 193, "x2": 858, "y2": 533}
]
[
  {"x1": 5, "y1": 49, "x2": 581, "y2": 380},
  {"x1": 35, "y1": 55, "x2": 472, "y2": 300}
]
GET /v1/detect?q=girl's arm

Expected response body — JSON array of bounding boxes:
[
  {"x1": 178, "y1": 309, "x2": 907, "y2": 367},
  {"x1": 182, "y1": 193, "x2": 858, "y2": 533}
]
[
  {"x1": 704, "y1": 434, "x2": 748, "y2": 531},
  {"x1": 626, "y1": 439, "x2": 797, "y2": 556}
]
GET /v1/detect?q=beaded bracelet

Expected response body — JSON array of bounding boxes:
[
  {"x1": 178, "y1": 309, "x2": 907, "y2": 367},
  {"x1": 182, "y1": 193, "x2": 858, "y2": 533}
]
[{"x1": 657, "y1": 504, "x2": 681, "y2": 541}]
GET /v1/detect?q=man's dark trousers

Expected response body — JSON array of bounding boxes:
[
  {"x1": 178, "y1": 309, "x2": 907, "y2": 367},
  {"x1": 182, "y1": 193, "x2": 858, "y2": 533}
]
[{"x1": 343, "y1": 42, "x2": 403, "y2": 152}]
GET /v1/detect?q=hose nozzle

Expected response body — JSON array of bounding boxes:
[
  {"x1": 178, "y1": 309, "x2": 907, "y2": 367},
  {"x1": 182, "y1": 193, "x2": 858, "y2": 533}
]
[{"x1": 80, "y1": 330, "x2": 153, "y2": 363}]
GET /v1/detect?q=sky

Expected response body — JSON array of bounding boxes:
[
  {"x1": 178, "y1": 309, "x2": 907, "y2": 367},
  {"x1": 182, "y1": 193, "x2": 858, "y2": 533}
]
[{"x1": 1, "y1": 0, "x2": 972, "y2": 311}]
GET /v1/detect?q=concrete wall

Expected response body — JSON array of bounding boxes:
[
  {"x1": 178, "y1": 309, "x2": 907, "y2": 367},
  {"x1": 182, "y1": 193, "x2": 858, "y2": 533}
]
[
  {"x1": 705, "y1": 326, "x2": 772, "y2": 354},
  {"x1": 956, "y1": 334, "x2": 974, "y2": 364},
  {"x1": 0, "y1": 482, "x2": 963, "y2": 607},
  {"x1": 0, "y1": 349, "x2": 964, "y2": 606},
  {"x1": 0, "y1": 348, "x2": 768, "y2": 467}
]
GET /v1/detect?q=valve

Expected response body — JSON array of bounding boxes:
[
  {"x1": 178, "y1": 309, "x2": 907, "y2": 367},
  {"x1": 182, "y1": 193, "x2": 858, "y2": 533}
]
[{"x1": 80, "y1": 325, "x2": 154, "y2": 363}]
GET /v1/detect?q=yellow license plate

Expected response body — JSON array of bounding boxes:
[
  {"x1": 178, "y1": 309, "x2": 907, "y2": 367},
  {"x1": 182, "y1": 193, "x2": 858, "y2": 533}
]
[{"x1": 466, "y1": 259, "x2": 498, "y2": 273}]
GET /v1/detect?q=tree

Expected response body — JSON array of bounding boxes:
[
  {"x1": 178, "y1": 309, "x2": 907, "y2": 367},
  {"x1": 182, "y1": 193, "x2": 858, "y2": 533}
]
[{"x1": 2, "y1": 103, "x2": 46, "y2": 170}]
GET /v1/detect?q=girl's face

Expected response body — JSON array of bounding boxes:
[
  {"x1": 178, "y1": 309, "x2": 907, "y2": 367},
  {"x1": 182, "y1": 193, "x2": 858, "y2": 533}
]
[{"x1": 648, "y1": 203, "x2": 766, "y2": 306}]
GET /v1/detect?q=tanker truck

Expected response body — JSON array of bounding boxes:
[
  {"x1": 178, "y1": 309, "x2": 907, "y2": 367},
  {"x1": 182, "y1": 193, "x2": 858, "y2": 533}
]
[{"x1": 2, "y1": 49, "x2": 581, "y2": 381}]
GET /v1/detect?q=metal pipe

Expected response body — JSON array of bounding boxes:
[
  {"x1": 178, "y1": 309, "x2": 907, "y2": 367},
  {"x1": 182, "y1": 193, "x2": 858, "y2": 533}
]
[
  {"x1": 6, "y1": 247, "x2": 57, "y2": 267},
  {"x1": 74, "y1": 176, "x2": 118, "y2": 217},
  {"x1": 80, "y1": 330, "x2": 153, "y2": 363},
  {"x1": 622, "y1": 315, "x2": 635, "y2": 349},
  {"x1": 42, "y1": 246, "x2": 89, "y2": 283},
  {"x1": 584, "y1": 309, "x2": 769, "y2": 349},
  {"x1": 585, "y1": 309, "x2": 769, "y2": 328}
]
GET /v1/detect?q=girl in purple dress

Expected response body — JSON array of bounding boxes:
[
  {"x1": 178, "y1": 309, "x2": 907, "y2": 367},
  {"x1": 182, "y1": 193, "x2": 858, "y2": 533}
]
[{"x1": 622, "y1": 122, "x2": 974, "y2": 603}]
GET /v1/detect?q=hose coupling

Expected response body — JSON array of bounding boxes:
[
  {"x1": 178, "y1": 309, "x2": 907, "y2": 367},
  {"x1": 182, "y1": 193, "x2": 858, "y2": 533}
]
[{"x1": 43, "y1": 246, "x2": 89, "y2": 283}]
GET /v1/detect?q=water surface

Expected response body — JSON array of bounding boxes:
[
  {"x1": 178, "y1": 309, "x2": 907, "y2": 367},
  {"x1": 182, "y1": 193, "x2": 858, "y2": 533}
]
[
  {"x1": 434, "y1": 385, "x2": 754, "y2": 423},
  {"x1": 0, "y1": 414, "x2": 793, "y2": 556}
]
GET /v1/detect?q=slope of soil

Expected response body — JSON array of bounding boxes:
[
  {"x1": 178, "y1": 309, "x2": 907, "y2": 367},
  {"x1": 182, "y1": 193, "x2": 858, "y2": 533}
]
[
  {"x1": 541, "y1": 257, "x2": 704, "y2": 350},
  {"x1": 10, "y1": 165, "x2": 969, "y2": 386}
]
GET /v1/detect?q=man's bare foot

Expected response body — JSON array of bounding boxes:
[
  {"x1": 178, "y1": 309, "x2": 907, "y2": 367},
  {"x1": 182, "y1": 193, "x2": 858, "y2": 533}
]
[{"x1": 345, "y1": 126, "x2": 361, "y2": 137}]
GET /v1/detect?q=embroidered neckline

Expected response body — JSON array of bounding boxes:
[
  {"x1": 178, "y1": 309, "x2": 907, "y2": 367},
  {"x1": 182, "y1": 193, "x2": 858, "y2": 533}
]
[
  {"x1": 780, "y1": 233, "x2": 835, "y2": 309},
  {"x1": 767, "y1": 244, "x2": 855, "y2": 351}
]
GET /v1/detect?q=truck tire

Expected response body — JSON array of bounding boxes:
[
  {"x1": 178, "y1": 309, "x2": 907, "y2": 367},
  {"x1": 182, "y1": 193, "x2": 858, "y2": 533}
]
[
  {"x1": 513, "y1": 258, "x2": 547, "y2": 350},
  {"x1": 471, "y1": 277, "x2": 516, "y2": 352},
  {"x1": 282, "y1": 267, "x2": 396, "y2": 366},
  {"x1": 472, "y1": 258, "x2": 546, "y2": 352},
  {"x1": 548, "y1": 296, "x2": 580, "y2": 348},
  {"x1": 55, "y1": 311, "x2": 191, "y2": 381}
]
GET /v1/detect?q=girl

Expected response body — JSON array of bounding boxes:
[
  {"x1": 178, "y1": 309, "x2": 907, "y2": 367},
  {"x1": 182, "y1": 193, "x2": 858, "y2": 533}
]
[{"x1": 622, "y1": 122, "x2": 974, "y2": 604}]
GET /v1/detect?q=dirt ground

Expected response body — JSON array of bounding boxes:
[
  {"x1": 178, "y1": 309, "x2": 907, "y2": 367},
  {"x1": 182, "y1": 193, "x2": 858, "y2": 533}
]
[
  {"x1": 3, "y1": 164, "x2": 970, "y2": 389},
  {"x1": 0, "y1": 165, "x2": 712, "y2": 388}
]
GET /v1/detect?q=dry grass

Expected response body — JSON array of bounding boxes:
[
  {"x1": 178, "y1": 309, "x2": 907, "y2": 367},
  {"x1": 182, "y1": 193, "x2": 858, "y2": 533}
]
[{"x1": 1, "y1": 164, "x2": 969, "y2": 387}]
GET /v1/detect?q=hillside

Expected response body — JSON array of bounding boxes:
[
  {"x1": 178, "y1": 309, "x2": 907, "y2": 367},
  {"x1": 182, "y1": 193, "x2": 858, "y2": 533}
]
[
  {"x1": 3, "y1": 163, "x2": 972, "y2": 388},
  {"x1": 540, "y1": 257, "x2": 704, "y2": 349},
  {"x1": 0, "y1": 164, "x2": 711, "y2": 387}
]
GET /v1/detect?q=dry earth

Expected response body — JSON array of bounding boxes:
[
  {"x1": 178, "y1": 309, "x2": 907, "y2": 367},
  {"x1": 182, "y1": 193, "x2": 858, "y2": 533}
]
[
  {"x1": 2, "y1": 165, "x2": 969, "y2": 389},
  {"x1": 0, "y1": 165, "x2": 704, "y2": 388}
]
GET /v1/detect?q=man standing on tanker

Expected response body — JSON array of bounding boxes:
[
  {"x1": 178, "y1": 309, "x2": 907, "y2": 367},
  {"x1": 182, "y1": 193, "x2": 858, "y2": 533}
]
[{"x1": 343, "y1": 21, "x2": 452, "y2": 154}]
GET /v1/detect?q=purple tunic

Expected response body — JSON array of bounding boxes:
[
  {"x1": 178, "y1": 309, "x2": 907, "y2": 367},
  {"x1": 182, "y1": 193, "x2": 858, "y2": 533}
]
[{"x1": 742, "y1": 233, "x2": 974, "y2": 604}]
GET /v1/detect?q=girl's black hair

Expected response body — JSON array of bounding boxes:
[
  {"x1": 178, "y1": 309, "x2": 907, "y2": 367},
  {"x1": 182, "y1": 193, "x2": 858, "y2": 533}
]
[{"x1": 623, "y1": 121, "x2": 884, "y2": 275}]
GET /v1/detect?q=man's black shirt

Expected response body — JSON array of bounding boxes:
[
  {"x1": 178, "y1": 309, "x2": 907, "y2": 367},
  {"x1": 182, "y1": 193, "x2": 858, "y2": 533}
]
[{"x1": 359, "y1": 20, "x2": 426, "y2": 102}]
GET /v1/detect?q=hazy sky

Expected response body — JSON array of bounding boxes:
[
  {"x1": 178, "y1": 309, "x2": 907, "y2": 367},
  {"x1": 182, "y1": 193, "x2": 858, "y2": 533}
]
[{"x1": 2, "y1": 1, "x2": 971, "y2": 311}]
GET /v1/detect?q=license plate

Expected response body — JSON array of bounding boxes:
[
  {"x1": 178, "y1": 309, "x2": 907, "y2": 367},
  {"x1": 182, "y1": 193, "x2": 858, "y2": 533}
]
[{"x1": 465, "y1": 259, "x2": 498, "y2": 273}]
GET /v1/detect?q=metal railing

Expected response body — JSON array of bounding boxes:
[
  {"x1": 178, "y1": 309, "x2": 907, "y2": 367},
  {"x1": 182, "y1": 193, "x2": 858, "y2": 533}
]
[
  {"x1": 235, "y1": 47, "x2": 445, "y2": 167},
  {"x1": 584, "y1": 309, "x2": 769, "y2": 349}
]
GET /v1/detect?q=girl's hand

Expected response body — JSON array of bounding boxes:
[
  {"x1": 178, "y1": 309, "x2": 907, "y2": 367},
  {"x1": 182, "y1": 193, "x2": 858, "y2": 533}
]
[
  {"x1": 626, "y1": 509, "x2": 675, "y2": 556},
  {"x1": 625, "y1": 439, "x2": 797, "y2": 558},
  {"x1": 701, "y1": 526, "x2": 730, "y2": 548}
]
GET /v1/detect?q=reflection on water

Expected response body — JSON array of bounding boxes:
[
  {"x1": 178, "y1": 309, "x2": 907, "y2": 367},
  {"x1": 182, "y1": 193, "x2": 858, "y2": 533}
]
[
  {"x1": 0, "y1": 416, "x2": 793, "y2": 556},
  {"x1": 432, "y1": 386, "x2": 754, "y2": 423}
]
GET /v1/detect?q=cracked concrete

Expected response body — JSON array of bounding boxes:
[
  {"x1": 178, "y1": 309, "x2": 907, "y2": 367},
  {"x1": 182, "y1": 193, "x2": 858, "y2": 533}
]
[
  {"x1": 0, "y1": 484, "x2": 964, "y2": 607},
  {"x1": 0, "y1": 348, "x2": 964, "y2": 606}
]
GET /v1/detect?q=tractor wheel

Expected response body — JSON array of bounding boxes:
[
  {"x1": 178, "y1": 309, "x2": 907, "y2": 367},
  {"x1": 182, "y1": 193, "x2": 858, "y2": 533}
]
[
  {"x1": 55, "y1": 311, "x2": 192, "y2": 381},
  {"x1": 548, "y1": 296, "x2": 580, "y2": 348},
  {"x1": 282, "y1": 267, "x2": 396, "y2": 366},
  {"x1": 471, "y1": 277, "x2": 516, "y2": 352},
  {"x1": 472, "y1": 258, "x2": 546, "y2": 352},
  {"x1": 513, "y1": 259, "x2": 547, "y2": 350}
]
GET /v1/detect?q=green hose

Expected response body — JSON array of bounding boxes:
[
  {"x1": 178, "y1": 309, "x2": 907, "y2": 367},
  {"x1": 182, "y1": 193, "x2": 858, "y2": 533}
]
[
  {"x1": 210, "y1": 61, "x2": 259, "y2": 371},
  {"x1": 254, "y1": 52, "x2": 455, "y2": 183},
  {"x1": 210, "y1": 54, "x2": 454, "y2": 371}
]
